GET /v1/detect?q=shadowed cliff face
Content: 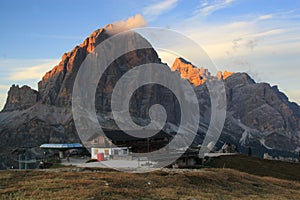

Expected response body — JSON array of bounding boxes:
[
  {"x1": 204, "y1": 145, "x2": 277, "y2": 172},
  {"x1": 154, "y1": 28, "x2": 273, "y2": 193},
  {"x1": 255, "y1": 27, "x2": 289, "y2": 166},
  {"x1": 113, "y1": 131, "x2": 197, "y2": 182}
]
[
  {"x1": 2, "y1": 85, "x2": 39, "y2": 112},
  {"x1": 0, "y1": 25, "x2": 300, "y2": 169}
]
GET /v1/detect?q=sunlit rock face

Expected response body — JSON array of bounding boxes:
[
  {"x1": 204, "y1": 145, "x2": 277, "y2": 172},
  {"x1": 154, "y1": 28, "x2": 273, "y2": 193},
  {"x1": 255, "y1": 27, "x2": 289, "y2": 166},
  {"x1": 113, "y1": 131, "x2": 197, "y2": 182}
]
[
  {"x1": 171, "y1": 57, "x2": 234, "y2": 86},
  {"x1": 38, "y1": 28, "x2": 110, "y2": 107}
]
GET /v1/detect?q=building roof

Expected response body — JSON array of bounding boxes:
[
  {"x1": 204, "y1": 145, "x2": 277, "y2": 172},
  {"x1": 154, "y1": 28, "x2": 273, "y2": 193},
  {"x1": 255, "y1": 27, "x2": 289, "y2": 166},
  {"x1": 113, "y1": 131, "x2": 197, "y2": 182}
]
[{"x1": 40, "y1": 143, "x2": 83, "y2": 149}]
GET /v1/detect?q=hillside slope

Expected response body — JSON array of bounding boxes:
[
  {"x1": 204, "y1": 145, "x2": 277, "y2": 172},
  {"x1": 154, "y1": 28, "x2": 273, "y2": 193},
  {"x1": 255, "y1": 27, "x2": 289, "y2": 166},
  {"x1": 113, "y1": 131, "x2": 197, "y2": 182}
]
[{"x1": 1, "y1": 168, "x2": 300, "y2": 200}]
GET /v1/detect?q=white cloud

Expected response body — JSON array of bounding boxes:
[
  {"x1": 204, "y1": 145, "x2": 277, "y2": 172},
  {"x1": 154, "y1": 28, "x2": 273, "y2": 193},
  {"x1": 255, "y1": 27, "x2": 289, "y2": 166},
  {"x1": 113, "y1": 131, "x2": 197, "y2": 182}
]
[
  {"x1": 0, "y1": 84, "x2": 10, "y2": 90},
  {"x1": 155, "y1": 8, "x2": 300, "y2": 104},
  {"x1": 157, "y1": 50, "x2": 178, "y2": 67},
  {"x1": 195, "y1": 0, "x2": 234, "y2": 16},
  {"x1": 286, "y1": 90, "x2": 300, "y2": 105},
  {"x1": 8, "y1": 59, "x2": 60, "y2": 81},
  {"x1": 143, "y1": 0, "x2": 178, "y2": 20},
  {"x1": 106, "y1": 14, "x2": 147, "y2": 34},
  {"x1": 0, "y1": 92, "x2": 7, "y2": 110},
  {"x1": 0, "y1": 59, "x2": 60, "y2": 109},
  {"x1": 258, "y1": 14, "x2": 273, "y2": 20}
]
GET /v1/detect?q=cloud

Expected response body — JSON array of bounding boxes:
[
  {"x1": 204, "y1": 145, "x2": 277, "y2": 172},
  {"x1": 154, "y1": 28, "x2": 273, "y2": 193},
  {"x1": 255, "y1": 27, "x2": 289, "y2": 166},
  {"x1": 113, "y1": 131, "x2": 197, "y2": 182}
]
[
  {"x1": 0, "y1": 85, "x2": 10, "y2": 90},
  {"x1": 195, "y1": 0, "x2": 234, "y2": 16},
  {"x1": 0, "y1": 59, "x2": 60, "y2": 109},
  {"x1": 258, "y1": 14, "x2": 273, "y2": 20},
  {"x1": 156, "y1": 50, "x2": 178, "y2": 67},
  {"x1": 163, "y1": 8, "x2": 300, "y2": 104},
  {"x1": 143, "y1": 0, "x2": 178, "y2": 20},
  {"x1": 0, "y1": 85, "x2": 9, "y2": 110},
  {"x1": 8, "y1": 59, "x2": 60, "y2": 81},
  {"x1": 105, "y1": 14, "x2": 147, "y2": 34},
  {"x1": 286, "y1": 90, "x2": 300, "y2": 105},
  {"x1": 0, "y1": 92, "x2": 7, "y2": 110}
]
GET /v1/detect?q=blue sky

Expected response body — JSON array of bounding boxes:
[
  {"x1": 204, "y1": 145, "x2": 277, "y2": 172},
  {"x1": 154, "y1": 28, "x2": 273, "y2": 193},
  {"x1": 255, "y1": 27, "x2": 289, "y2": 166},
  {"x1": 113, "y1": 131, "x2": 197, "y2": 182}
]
[{"x1": 1, "y1": 0, "x2": 300, "y2": 108}]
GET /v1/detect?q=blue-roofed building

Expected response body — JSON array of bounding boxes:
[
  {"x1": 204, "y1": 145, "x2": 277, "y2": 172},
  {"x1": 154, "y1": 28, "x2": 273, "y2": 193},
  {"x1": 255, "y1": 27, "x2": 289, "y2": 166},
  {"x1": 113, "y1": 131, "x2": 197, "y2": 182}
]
[
  {"x1": 40, "y1": 143, "x2": 83, "y2": 149},
  {"x1": 40, "y1": 143, "x2": 85, "y2": 158}
]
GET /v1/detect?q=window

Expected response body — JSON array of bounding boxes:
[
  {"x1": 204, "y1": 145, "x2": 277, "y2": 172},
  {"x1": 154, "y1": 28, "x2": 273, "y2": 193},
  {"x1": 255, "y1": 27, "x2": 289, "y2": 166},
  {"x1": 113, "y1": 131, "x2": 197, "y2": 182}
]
[{"x1": 114, "y1": 149, "x2": 119, "y2": 155}]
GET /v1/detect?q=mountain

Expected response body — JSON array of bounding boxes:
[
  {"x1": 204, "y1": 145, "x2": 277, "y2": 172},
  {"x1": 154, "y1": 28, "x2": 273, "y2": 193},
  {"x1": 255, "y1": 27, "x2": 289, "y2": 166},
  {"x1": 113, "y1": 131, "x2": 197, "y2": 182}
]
[
  {"x1": 0, "y1": 25, "x2": 299, "y2": 169},
  {"x1": 0, "y1": 26, "x2": 182, "y2": 169},
  {"x1": 172, "y1": 57, "x2": 300, "y2": 156},
  {"x1": 171, "y1": 57, "x2": 234, "y2": 86}
]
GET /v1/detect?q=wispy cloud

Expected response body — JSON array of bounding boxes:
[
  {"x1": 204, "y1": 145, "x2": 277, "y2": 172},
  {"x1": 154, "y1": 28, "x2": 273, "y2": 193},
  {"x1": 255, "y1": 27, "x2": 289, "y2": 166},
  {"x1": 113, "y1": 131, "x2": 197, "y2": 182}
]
[
  {"x1": 7, "y1": 59, "x2": 60, "y2": 81},
  {"x1": 0, "y1": 93, "x2": 7, "y2": 110},
  {"x1": 0, "y1": 59, "x2": 59, "y2": 109},
  {"x1": 143, "y1": 0, "x2": 178, "y2": 20},
  {"x1": 195, "y1": 0, "x2": 234, "y2": 16},
  {"x1": 0, "y1": 85, "x2": 10, "y2": 90},
  {"x1": 0, "y1": 85, "x2": 9, "y2": 109},
  {"x1": 106, "y1": 14, "x2": 147, "y2": 34},
  {"x1": 158, "y1": 7, "x2": 300, "y2": 103},
  {"x1": 257, "y1": 14, "x2": 273, "y2": 20},
  {"x1": 286, "y1": 90, "x2": 300, "y2": 104}
]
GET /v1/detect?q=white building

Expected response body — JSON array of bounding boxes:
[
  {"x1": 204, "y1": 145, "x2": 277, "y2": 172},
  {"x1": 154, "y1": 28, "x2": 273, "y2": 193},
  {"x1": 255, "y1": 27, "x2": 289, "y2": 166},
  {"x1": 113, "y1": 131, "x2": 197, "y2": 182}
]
[{"x1": 91, "y1": 147, "x2": 129, "y2": 160}]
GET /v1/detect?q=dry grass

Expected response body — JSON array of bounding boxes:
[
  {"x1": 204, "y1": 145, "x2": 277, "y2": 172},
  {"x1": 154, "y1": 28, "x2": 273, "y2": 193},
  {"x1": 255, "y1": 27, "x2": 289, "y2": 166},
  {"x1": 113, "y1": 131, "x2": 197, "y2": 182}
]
[
  {"x1": 1, "y1": 168, "x2": 300, "y2": 200},
  {"x1": 206, "y1": 154, "x2": 300, "y2": 182}
]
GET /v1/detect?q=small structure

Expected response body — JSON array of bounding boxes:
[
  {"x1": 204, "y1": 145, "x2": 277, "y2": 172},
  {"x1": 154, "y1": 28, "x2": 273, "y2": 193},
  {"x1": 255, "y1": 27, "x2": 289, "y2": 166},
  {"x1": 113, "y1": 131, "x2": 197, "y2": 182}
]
[
  {"x1": 263, "y1": 152, "x2": 272, "y2": 160},
  {"x1": 91, "y1": 147, "x2": 129, "y2": 161},
  {"x1": 12, "y1": 147, "x2": 38, "y2": 169},
  {"x1": 175, "y1": 151, "x2": 202, "y2": 168},
  {"x1": 40, "y1": 143, "x2": 84, "y2": 158},
  {"x1": 87, "y1": 129, "x2": 173, "y2": 153},
  {"x1": 221, "y1": 143, "x2": 237, "y2": 153}
]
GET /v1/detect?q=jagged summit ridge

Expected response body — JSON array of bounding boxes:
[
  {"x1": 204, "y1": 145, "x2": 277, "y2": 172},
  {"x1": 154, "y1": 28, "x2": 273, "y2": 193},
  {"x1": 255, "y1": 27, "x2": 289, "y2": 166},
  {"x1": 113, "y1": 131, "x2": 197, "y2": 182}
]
[
  {"x1": 2, "y1": 85, "x2": 39, "y2": 112},
  {"x1": 171, "y1": 57, "x2": 234, "y2": 86},
  {"x1": 38, "y1": 28, "x2": 111, "y2": 106}
]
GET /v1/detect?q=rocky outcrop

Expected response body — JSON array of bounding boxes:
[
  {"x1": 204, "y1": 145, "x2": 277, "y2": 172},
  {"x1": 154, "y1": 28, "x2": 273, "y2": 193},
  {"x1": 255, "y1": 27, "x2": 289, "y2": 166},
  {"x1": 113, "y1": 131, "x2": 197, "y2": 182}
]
[
  {"x1": 169, "y1": 56, "x2": 300, "y2": 154},
  {"x1": 2, "y1": 85, "x2": 39, "y2": 112},
  {"x1": 171, "y1": 57, "x2": 234, "y2": 86},
  {"x1": 38, "y1": 28, "x2": 110, "y2": 107},
  {"x1": 171, "y1": 57, "x2": 210, "y2": 86},
  {"x1": 225, "y1": 73, "x2": 300, "y2": 134},
  {"x1": 216, "y1": 70, "x2": 234, "y2": 80},
  {"x1": 223, "y1": 73, "x2": 300, "y2": 152}
]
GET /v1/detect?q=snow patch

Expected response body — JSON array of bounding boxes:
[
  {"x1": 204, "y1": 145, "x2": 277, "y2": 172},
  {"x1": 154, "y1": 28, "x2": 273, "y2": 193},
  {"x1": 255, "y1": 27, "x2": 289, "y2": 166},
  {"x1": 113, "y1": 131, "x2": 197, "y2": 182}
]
[{"x1": 259, "y1": 138, "x2": 273, "y2": 150}]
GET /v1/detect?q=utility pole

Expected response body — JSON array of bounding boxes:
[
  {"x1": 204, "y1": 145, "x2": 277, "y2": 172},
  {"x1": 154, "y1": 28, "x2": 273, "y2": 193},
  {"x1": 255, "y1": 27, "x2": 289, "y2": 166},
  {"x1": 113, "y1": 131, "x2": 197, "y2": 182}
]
[
  {"x1": 25, "y1": 151, "x2": 28, "y2": 170},
  {"x1": 19, "y1": 153, "x2": 22, "y2": 170}
]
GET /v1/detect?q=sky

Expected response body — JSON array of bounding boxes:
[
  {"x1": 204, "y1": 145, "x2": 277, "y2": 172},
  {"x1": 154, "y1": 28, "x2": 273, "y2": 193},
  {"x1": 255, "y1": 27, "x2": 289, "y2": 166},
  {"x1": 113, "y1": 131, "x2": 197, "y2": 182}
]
[{"x1": 0, "y1": 0, "x2": 300, "y2": 109}]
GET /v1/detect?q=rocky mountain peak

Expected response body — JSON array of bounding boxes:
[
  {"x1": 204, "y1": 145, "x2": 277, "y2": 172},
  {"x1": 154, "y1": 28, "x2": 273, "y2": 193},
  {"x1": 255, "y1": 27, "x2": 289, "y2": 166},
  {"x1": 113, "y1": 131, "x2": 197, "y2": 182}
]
[
  {"x1": 171, "y1": 57, "x2": 234, "y2": 86},
  {"x1": 171, "y1": 57, "x2": 210, "y2": 86},
  {"x1": 216, "y1": 70, "x2": 235, "y2": 80},
  {"x1": 37, "y1": 28, "x2": 111, "y2": 106},
  {"x1": 2, "y1": 85, "x2": 39, "y2": 112}
]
